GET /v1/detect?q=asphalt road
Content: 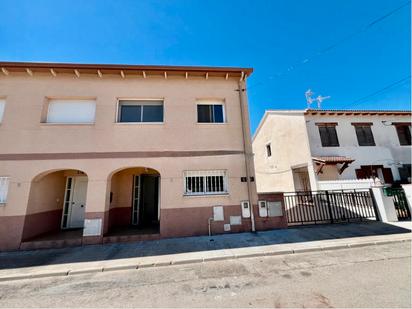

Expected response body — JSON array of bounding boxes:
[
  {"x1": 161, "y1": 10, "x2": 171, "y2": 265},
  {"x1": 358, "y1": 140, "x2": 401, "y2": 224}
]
[{"x1": 0, "y1": 242, "x2": 410, "y2": 308}]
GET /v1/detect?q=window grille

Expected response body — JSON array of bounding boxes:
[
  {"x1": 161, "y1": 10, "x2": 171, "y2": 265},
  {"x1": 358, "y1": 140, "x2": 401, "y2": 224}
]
[{"x1": 184, "y1": 170, "x2": 228, "y2": 195}]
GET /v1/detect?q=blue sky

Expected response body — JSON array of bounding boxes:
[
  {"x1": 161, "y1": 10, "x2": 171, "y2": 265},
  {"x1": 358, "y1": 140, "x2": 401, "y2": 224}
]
[{"x1": 0, "y1": 0, "x2": 410, "y2": 133}]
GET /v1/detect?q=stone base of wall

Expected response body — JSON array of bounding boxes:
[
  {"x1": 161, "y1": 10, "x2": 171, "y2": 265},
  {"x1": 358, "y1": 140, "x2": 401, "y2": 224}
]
[
  {"x1": 108, "y1": 207, "x2": 132, "y2": 229},
  {"x1": 255, "y1": 192, "x2": 288, "y2": 230},
  {"x1": 0, "y1": 215, "x2": 25, "y2": 251},
  {"x1": 21, "y1": 209, "x2": 63, "y2": 242},
  {"x1": 161, "y1": 193, "x2": 287, "y2": 238}
]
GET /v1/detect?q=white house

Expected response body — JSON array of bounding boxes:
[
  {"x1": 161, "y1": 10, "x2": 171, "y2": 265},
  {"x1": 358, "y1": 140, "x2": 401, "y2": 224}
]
[{"x1": 253, "y1": 109, "x2": 411, "y2": 193}]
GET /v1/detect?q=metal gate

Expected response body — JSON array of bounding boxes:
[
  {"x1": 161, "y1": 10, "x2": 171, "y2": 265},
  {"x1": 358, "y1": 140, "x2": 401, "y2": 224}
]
[
  {"x1": 385, "y1": 188, "x2": 411, "y2": 221},
  {"x1": 284, "y1": 190, "x2": 379, "y2": 225}
]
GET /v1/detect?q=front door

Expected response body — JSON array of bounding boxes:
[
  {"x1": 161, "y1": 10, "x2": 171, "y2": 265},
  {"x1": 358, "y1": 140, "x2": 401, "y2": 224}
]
[
  {"x1": 131, "y1": 174, "x2": 159, "y2": 227},
  {"x1": 67, "y1": 176, "x2": 87, "y2": 228}
]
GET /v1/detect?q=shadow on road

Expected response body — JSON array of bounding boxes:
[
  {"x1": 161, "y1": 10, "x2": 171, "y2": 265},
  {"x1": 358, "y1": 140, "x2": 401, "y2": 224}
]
[{"x1": 0, "y1": 221, "x2": 410, "y2": 270}]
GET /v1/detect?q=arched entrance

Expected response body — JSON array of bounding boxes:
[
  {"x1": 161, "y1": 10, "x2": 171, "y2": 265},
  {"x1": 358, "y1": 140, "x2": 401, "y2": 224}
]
[
  {"x1": 22, "y1": 169, "x2": 88, "y2": 243},
  {"x1": 107, "y1": 167, "x2": 160, "y2": 236}
]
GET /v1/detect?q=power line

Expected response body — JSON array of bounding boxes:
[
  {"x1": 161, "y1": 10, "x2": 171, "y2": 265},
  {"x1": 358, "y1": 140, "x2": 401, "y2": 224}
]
[
  {"x1": 247, "y1": 1, "x2": 411, "y2": 92},
  {"x1": 344, "y1": 76, "x2": 411, "y2": 108}
]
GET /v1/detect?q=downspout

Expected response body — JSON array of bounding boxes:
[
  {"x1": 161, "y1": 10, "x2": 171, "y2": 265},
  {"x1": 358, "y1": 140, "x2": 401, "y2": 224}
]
[{"x1": 238, "y1": 75, "x2": 256, "y2": 232}]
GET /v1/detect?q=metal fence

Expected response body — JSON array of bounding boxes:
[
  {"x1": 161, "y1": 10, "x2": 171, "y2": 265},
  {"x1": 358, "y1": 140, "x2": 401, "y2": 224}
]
[
  {"x1": 284, "y1": 189, "x2": 378, "y2": 225},
  {"x1": 384, "y1": 188, "x2": 411, "y2": 221}
]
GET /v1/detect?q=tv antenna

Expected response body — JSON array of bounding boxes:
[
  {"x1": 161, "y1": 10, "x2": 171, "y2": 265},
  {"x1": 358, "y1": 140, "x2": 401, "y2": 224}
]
[{"x1": 305, "y1": 89, "x2": 331, "y2": 109}]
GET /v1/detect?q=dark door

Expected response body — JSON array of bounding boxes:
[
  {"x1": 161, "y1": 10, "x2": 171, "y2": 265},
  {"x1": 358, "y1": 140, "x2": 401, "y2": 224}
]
[
  {"x1": 139, "y1": 175, "x2": 159, "y2": 227},
  {"x1": 382, "y1": 168, "x2": 394, "y2": 184}
]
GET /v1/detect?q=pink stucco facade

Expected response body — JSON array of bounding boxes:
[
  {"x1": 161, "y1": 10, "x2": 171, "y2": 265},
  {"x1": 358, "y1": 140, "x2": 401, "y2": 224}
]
[{"x1": 0, "y1": 62, "x2": 286, "y2": 251}]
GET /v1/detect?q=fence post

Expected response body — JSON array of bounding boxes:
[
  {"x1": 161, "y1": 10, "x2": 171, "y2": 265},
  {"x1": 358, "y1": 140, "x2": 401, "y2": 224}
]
[
  {"x1": 325, "y1": 191, "x2": 334, "y2": 223},
  {"x1": 369, "y1": 188, "x2": 382, "y2": 222}
]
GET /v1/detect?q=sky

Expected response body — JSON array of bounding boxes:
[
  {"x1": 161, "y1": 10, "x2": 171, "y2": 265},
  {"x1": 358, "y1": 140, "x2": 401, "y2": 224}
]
[{"x1": 0, "y1": 0, "x2": 410, "y2": 133}]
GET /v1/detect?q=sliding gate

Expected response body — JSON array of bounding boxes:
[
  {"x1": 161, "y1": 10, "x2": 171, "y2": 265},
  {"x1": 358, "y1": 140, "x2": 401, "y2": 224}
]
[{"x1": 284, "y1": 190, "x2": 379, "y2": 225}]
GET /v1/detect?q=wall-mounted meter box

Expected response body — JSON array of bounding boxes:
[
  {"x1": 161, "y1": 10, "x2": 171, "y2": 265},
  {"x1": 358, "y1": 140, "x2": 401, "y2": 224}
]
[
  {"x1": 241, "y1": 201, "x2": 251, "y2": 218},
  {"x1": 258, "y1": 200, "x2": 268, "y2": 217},
  {"x1": 213, "y1": 206, "x2": 224, "y2": 221}
]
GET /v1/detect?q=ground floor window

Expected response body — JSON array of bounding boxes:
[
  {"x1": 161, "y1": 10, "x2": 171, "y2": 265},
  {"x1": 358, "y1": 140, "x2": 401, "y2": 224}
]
[
  {"x1": 184, "y1": 170, "x2": 228, "y2": 195},
  {"x1": 0, "y1": 176, "x2": 10, "y2": 204}
]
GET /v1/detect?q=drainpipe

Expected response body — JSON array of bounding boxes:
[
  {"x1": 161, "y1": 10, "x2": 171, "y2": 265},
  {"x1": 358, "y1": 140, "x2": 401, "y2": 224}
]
[{"x1": 237, "y1": 75, "x2": 256, "y2": 232}]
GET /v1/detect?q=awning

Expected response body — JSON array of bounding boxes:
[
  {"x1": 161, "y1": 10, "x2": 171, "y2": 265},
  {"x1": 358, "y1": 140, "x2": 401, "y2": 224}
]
[{"x1": 312, "y1": 156, "x2": 355, "y2": 175}]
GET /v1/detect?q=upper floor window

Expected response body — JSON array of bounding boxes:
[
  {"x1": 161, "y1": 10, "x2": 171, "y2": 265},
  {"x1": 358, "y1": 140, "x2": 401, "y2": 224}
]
[
  {"x1": 395, "y1": 124, "x2": 411, "y2": 146},
  {"x1": 266, "y1": 143, "x2": 272, "y2": 157},
  {"x1": 0, "y1": 177, "x2": 10, "y2": 204},
  {"x1": 0, "y1": 99, "x2": 5, "y2": 123},
  {"x1": 118, "y1": 100, "x2": 163, "y2": 123},
  {"x1": 46, "y1": 99, "x2": 96, "y2": 124},
  {"x1": 184, "y1": 170, "x2": 228, "y2": 195},
  {"x1": 197, "y1": 100, "x2": 225, "y2": 123},
  {"x1": 353, "y1": 123, "x2": 375, "y2": 146},
  {"x1": 317, "y1": 123, "x2": 339, "y2": 147}
]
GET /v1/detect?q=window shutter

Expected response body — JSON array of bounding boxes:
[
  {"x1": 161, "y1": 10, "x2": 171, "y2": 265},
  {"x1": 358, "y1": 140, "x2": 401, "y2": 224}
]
[
  {"x1": 396, "y1": 125, "x2": 411, "y2": 146},
  {"x1": 329, "y1": 126, "x2": 339, "y2": 146},
  {"x1": 319, "y1": 125, "x2": 339, "y2": 147},
  {"x1": 47, "y1": 100, "x2": 96, "y2": 123},
  {"x1": 356, "y1": 126, "x2": 375, "y2": 146},
  {"x1": 319, "y1": 126, "x2": 329, "y2": 146}
]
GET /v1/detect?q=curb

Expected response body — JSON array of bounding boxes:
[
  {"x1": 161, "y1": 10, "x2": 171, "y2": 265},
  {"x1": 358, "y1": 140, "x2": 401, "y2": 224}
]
[{"x1": 0, "y1": 236, "x2": 410, "y2": 282}]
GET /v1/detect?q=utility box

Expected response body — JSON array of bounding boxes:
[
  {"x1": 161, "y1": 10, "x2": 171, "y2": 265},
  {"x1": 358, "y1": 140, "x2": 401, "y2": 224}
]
[
  {"x1": 241, "y1": 201, "x2": 251, "y2": 218},
  {"x1": 258, "y1": 200, "x2": 268, "y2": 217},
  {"x1": 213, "y1": 206, "x2": 224, "y2": 221},
  {"x1": 267, "y1": 201, "x2": 283, "y2": 217},
  {"x1": 83, "y1": 218, "x2": 102, "y2": 236}
]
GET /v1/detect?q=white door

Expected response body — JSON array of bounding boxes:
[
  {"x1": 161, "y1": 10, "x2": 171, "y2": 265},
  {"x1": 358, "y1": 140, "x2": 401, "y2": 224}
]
[{"x1": 68, "y1": 176, "x2": 88, "y2": 228}]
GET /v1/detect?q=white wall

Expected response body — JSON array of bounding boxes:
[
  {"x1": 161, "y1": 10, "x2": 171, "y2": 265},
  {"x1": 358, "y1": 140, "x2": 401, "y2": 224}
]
[
  {"x1": 317, "y1": 179, "x2": 374, "y2": 191},
  {"x1": 253, "y1": 111, "x2": 315, "y2": 193},
  {"x1": 305, "y1": 114, "x2": 411, "y2": 182}
]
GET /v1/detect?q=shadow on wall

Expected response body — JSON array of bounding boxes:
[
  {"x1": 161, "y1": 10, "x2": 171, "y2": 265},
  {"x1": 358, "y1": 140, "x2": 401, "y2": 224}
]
[
  {"x1": 22, "y1": 169, "x2": 88, "y2": 242},
  {"x1": 0, "y1": 221, "x2": 409, "y2": 270}
]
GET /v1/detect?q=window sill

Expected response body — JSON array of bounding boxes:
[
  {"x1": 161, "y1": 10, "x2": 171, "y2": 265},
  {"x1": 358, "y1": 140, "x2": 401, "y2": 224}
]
[
  {"x1": 0, "y1": 203, "x2": 6, "y2": 207},
  {"x1": 183, "y1": 193, "x2": 229, "y2": 198},
  {"x1": 196, "y1": 122, "x2": 228, "y2": 125},
  {"x1": 114, "y1": 122, "x2": 164, "y2": 125},
  {"x1": 40, "y1": 123, "x2": 95, "y2": 126}
]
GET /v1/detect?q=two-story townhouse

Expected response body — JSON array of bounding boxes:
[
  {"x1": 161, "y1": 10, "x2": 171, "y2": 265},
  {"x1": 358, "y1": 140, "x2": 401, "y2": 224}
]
[
  {"x1": 253, "y1": 109, "x2": 411, "y2": 193},
  {"x1": 0, "y1": 62, "x2": 286, "y2": 251}
]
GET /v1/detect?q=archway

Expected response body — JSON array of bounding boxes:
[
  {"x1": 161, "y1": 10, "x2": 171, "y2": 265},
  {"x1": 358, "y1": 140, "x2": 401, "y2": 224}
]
[
  {"x1": 22, "y1": 169, "x2": 88, "y2": 242},
  {"x1": 107, "y1": 167, "x2": 160, "y2": 236}
]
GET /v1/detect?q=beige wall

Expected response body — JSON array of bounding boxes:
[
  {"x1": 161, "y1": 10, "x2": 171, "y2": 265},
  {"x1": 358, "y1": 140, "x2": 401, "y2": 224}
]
[
  {"x1": 252, "y1": 112, "x2": 314, "y2": 193},
  {"x1": 110, "y1": 167, "x2": 159, "y2": 209},
  {"x1": 0, "y1": 73, "x2": 244, "y2": 153},
  {"x1": 26, "y1": 171, "x2": 66, "y2": 215},
  {"x1": 317, "y1": 165, "x2": 339, "y2": 181},
  {"x1": 0, "y1": 72, "x2": 256, "y2": 219}
]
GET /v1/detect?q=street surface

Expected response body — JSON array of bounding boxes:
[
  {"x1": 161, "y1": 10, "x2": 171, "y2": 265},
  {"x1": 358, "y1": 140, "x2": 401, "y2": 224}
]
[{"x1": 0, "y1": 241, "x2": 410, "y2": 308}]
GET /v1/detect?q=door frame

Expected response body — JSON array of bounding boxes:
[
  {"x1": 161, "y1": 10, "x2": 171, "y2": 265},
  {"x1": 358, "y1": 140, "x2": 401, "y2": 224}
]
[{"x1": 61, "y1": 176, "x2": 87, "y2": 229}]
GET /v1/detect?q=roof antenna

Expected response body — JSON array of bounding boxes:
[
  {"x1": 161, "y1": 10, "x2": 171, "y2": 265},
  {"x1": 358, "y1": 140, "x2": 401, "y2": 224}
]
[
  {"x1": 305, "y1": 89, "x2": 331, "y2": 109},
  {"x1": 305, "y1": 89, "x2": 314, "y2": 108}
]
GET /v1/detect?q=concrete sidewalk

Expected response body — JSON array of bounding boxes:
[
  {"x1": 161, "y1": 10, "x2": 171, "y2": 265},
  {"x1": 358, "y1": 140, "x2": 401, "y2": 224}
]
[{"x1": 0, "y1": 221, "x2": 410, "y2": 282}]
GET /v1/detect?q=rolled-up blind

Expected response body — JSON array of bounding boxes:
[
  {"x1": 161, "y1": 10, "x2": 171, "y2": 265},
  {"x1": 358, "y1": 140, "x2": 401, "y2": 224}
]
[
  {"x1": 0, "y1": 177, "x2": 9, "y2": 203},
  {"x1": 0, "y1": 99, "x2": 5, "y2": 123},
  {"x1": 47, "y1": 99, "x2": 96, "y2": 123}
]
